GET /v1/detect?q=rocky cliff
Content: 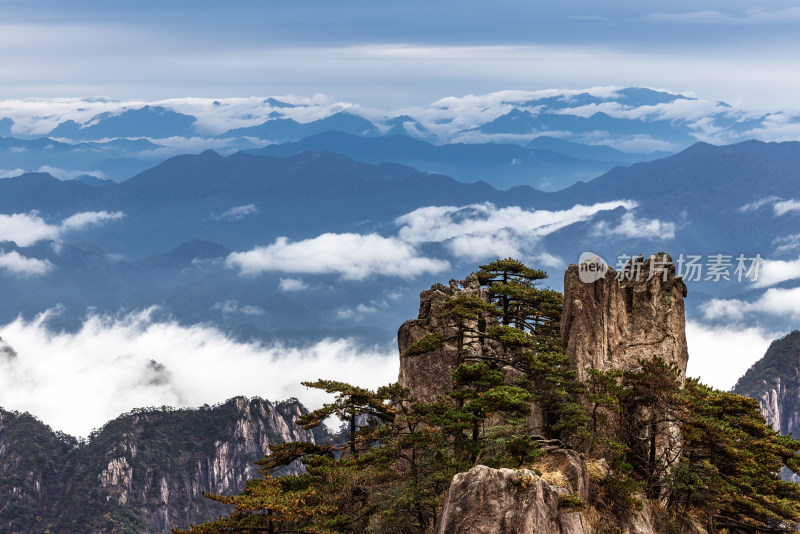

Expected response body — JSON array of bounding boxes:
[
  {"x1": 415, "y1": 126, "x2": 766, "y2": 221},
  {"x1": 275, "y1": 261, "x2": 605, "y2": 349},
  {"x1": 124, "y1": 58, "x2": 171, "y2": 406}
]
[
  {"x1": 0, "y1": 396, "x2": 324, "y2": 533},
  {"x1": 561, "y1": 252, "x2": 689, "y2": 383},
  {"x1": 397, "y1": 274, "x2": 502, "y2": 402},
  {"x1": 398, "y1": 254, "x2": 695, "y2": 534}
]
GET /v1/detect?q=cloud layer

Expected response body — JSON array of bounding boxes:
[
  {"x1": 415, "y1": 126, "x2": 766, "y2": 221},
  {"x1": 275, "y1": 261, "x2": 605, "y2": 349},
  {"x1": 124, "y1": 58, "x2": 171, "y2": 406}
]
[
  {"x1": 0, "y1": 250, "x2": 53, "y2": 276},
  {"x1": 0, "y1": 309, "x2": 398, "y2": 437},
  {"x1": 0, "y1": 211, "x2": 124, "y2": 247},
  {"x1": 703, "y1": 286, "x2": 800, "y2": 321},
  {"x1": 226, "y1": 233, "x2": 451, "y2": 280},
  {"x1": 227, "y1": 200, "x2": 640, "y2": 279}
]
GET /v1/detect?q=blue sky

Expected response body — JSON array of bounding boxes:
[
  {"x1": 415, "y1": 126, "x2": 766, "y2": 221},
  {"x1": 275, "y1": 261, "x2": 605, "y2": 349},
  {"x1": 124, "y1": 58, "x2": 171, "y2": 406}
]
[{"x1": 2, "y1": 0, "x2": 800, "y2": 109}]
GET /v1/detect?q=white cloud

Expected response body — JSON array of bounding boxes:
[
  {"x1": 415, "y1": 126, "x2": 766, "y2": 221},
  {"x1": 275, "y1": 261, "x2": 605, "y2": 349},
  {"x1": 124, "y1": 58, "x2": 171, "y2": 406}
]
[
  {"x1": 0, "y1": 251, "x2": 53, "y2": 277},
  {"x1": 212, "y1": 300, "x2": 265, "y2": 316},
  {"x1": 36, "y1": 166, "x2": 106, "y2": 181},
  {"x1": 61, "y1": 211, "x2": 124, "y2": 232},
  {"x1": 211, "y1": 204, "x2": 259, "y2": 221},
  {"x1": 775, "y1": 234, "x2": 800, "y2": 254},
  {"x1": 227, "y1": 233, "x2": 450, "y2": 280},
  {"x1": 702, "y1": 286, "x2": 800, "y2": 321},
  {"x1": 685, "y1": 320, "x2": 778, "y2": 391},
  {"x1": 0, "y1": 168, "x2": 25, "y2": 179},
  {"x1": 737, "y1": 197, "x2": 800, "y2": 217},
  {"x1": 397, "y1": 200, "x2": 636, "y2": 245},
  {"x1": 0, "y1": 308, "x2": 398, "y2": 437},
  {"x1": 739, "y1": 196, "x2": 780, "y2": 212},
  {"x1": 593, "y1": 211, "x2": 676, "y2": 239},
  {"x1": 0, "y1": 213, "x2": 61, "y2": 246},
  {"x1": 229, "y1": 201, "x2": 630, "y2": 279},
  {"x1": 0, "y1": 211, "x2": 124, "y2": 247},
  {"x1": 336, "y1": 303, "x2": 380, "y2": 320},
  {"x1": 279, "y1": 277, "x2": 309, "y2": 292},
  {"x1": 753, "y1": 255, "x2": 800, "y2": 288},
  {"x1": 773, "y1": 199, "x2": 800, "y2": 216}
]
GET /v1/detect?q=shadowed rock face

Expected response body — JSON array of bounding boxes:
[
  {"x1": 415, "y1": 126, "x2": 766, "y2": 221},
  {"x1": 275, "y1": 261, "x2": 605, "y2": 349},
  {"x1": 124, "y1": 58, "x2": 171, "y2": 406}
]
[
  {"x1": 0, "y1": 397, "x2": 320, "y2": 534},
  {"x1": 397, "y1": 275, "x2": 502, "y2": 402},
  {"x1": 561, "y1": 252, "x2": 689, "y2": 383}
]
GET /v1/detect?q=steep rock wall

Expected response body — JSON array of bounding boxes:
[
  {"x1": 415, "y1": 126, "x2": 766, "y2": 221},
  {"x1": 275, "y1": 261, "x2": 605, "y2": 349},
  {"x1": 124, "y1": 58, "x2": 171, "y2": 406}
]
[{"x1": 561, "y1": 252, "x2": 689, "y2": 383}]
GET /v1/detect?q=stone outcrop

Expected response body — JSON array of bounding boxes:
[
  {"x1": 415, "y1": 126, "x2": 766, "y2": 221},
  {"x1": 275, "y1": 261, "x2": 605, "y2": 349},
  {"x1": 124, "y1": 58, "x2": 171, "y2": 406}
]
[
  {"x1": 561, "y1": 252, "x2": 689, "y2": 383},
  {"x1": 397, "y1": 275, "x2": 501, "y2": 402},
  {"x1": 434, "y1": 464, "x2": 590, "y2": 534},
  {"x1": 0, "y1": 396, "x2": 322, "y2": 534}
]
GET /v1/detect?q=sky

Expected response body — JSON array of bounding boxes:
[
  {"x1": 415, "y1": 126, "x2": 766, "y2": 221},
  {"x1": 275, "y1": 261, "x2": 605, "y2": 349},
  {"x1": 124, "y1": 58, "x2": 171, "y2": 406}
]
[{"x1": 1, "y1": 1, "x2": 800, "y2": 110}]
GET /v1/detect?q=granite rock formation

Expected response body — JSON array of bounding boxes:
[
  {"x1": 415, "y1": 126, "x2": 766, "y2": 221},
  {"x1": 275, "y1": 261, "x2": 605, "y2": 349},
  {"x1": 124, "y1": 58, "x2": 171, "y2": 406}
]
[
  {"x1": 434, "y1": 465, "x2": 589, "y2": 534},
  {"x1": 561, "y1": 252, "x2": 689, "y2": 383},
  {"x1": 397, "y1": 275, "x2": 502, "y2": 402}
]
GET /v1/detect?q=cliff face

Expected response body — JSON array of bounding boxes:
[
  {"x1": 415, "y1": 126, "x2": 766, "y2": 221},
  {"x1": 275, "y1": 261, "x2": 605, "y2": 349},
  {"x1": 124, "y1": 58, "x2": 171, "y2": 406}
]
[
  {"x1": 561, "y1": 252, "x2": 689, "y2": 383},
  {"x1": 0, "y1": 396, "x2": 322, "y2": 534},
  {"x1": 397, "y1": 275, "x2": 502, "y2": 402},
  {"x1": 734, "y1": 330, "x2": 800, "y2": 437}
]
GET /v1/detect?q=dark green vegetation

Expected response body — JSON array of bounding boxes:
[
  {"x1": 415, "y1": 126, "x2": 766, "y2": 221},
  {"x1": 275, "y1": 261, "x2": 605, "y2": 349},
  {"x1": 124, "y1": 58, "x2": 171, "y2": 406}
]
[
  {"x1": 0, "y1": 398, "x2": 323, "y2": 533},
  {"x1": 177, "y1": 260, "x2": 800, "y2": 534}
]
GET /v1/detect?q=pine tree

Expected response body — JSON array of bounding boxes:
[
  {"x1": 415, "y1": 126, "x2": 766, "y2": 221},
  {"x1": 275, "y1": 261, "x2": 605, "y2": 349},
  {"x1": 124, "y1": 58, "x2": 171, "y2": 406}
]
[
  {"x1": 675, "y1": 379, "x2": 800, "y2": 532},
  {"x1": 172, "y1": 442, "x2": 337, "y2": 534},
  {"x1": 621, "y1": 358, "x2": 683, "y2": 499}
]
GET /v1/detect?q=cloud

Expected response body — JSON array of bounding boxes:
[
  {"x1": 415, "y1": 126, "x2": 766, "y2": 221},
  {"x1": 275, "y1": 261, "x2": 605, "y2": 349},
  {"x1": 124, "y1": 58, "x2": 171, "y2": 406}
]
[
  {"x1": 685, "y1": 320, "x2": 778, "y2": 391},
  {"x1": 0, "y1": 308, "x2": 398, "y2": 437},
  {"x1": 279, "y1": 277, "x2": 309, "y2": 292},
  {"x1": 0, "y1": 168, "x2": 25, "y2": 179},
  {"x1": 752, "y1": 255, "x2": 800, "y2": 288},
  {"x1": 737, "y1": 196, "x2": 800, "y2": 216},
  {"x1": 0, "y1": 213, "x2": 61, "y2": 246},
  {"x1": 336, "y1": 303, "x2": 380, "y2": 321},
  {"x1": 773, "y1": 199, "x2": 800, "y2": 216},
  {"x1": 397, "y1": 200, "x2": 636, "y2": 246},
  {"x1": 0, "y1": 251, "x2": 53, "y2": 277},
  {"x1": 397, "y1": 201, "x2": 635, "y2": 261},
  {"x1": 593, "y1": 211, "x2": 676, "y2": 239},
  {"x1": 227, "y1": 233, "x2": 450, "y2": 280},
  {"x1": 211, "y1": 204, "x2": 259, "y2": 221},
  {"x1": 36, "y1": 166, "x2": 106, "y2": 181},
  {"x1": 61, "y1": 211, "x2": 124, "y2": 231},
  {"x1": 229, "y1": 201, "x2": 629, "y2": 279},
  {"x1": 702, "y1": 286, "x2": 800, "y2": 321},
  {"x1": 212, "y1": 300, "x2": 265, "y2": 316},
  {"x1": 739, "y1": 196, "x2": 780, "y2": 212},
  {"x1": 0, "y1": 211, "x2": 124, "y2": 247},
  {"x1": 775, "y1": 234, "x2": 800, "y2": 254}
]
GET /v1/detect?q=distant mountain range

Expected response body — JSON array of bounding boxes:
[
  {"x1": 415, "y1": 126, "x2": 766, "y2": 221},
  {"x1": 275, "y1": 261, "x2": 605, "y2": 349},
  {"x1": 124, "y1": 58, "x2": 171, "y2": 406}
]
[
  {"x1": 0, "y1": 139, "x2": 799, "y2": 343},
  {"x1": 0, "y1": 87, "x2": 785, "y2": 188}
]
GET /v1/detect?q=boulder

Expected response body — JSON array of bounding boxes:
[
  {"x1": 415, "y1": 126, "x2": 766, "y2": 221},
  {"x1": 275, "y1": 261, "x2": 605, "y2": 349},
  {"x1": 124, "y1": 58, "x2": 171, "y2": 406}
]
[
  {"x1": 538, "y1": 449, "x2": 590, "y2": 503},
  {"x1": 434, "y1": 465, "x2": 590, "y2": 534}
]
